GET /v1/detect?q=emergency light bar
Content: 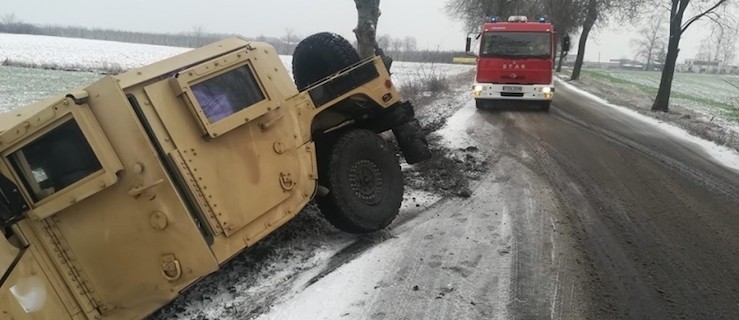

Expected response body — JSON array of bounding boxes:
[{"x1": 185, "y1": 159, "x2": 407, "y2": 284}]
[
  {"x1": 508, "y1": 16, "x2": 528, "y2": 22},
  {"x1": 485, "y1": 16, "x2": 500, "y2": 23}
]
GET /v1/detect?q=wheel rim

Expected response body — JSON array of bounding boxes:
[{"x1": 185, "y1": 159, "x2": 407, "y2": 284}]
[{"x1": 348, "y1": 159, "x2": 383, "y2": 205}]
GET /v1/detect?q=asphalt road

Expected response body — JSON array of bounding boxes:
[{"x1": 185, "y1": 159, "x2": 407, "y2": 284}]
[
  {"x1": 304, "y1": 78, "x2": 739, "y2": 319},
  {"x1": 481, "y1": 79, "x2": 739, "y2": 320}
]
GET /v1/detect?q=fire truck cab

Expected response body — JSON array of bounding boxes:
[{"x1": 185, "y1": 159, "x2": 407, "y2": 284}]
[{"x1": 466, "y1": 16, "x2": 556, "y2": 111}]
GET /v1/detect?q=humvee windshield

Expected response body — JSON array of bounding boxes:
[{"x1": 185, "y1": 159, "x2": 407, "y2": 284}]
[
  {"x1": 8, "y1": 119, "x2": 102, "y2": 202},
  {"x1": 191, "y1": 65, "x2": 265, "y2": 123}
]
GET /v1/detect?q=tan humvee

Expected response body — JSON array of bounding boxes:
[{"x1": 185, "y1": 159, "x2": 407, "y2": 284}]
[{"x1": 0, "y1": 35, "x2": 430, "y2": 319}]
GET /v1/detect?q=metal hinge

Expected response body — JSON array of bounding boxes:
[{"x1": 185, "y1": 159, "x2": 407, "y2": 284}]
[{"x1": 41, "y1": 220, "x2": 104, "y2": 316}]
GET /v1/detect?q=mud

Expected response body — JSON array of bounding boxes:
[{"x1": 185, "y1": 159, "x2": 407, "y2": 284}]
[{"x1": 401, "y1": 70, "x2": 487, "y2": 198}]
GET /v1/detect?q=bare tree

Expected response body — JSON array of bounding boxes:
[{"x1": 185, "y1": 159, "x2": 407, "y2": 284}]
[
  {"x1": 652, "y1": 0, "x2": 730, "y2": 112},
  {"x1": 445, "y1": 0, "x2": 540, "y2": 35},
  {"x1": 718, "y1": 26, "x2": 738, "y2": 65},
  {"x1": 391, "y1": 38, "x2": 403, "y2": 52},
  {"x1": 354, "y1": 0, "x2": 382, "y2": 59},
  {"x1": 281, "y1": 28, "x2": 299, "y2": 55},
  {"x1": 191, "y1": 25, "x2": 205, "y2": 47},
  {"x1": 541, "y1": 0, "x2": 587, "y2": 72},
  {"x1": 403, "y1": 36, "x2": 417, "y2": 52},
  {"x1": 706, "y1": 21, "x2": 738, "y2": 65},
  {"x1": 376, "y1": 33, "x2": 391, "y2": 50},
  {"x1": 1, "y1": 13, "x2": 18, "y2": 24},
  {"x1": 631, "y1": 15, "x2": 667, "y2": 70},
  {"x1": 570, "y1": 0, "x2": 599, "y2": 80},
  {"x1": 570, "y1": 0, "x2": 644, "y2": 80}
]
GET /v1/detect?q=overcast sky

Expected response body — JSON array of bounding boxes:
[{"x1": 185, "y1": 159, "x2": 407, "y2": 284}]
[{"x1": 2, "y1": 0, "x2": 715, "y2": 63}]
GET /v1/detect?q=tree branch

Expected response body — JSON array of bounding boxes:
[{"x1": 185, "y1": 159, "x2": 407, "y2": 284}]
[{"x1": 681, "y1": 0, "x2": 728, "y2": 33}]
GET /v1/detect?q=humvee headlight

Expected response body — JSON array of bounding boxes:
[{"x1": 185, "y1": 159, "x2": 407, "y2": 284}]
[{"x1": 542, "y1": 87, "x2": 552, "y2": 93}]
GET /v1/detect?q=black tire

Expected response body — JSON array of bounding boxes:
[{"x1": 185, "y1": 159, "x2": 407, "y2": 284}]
[
  {"x1": 475, "y1": 99, "x2": 486, "y2": 110},
  {"x1": 316, "y1": 129, "x2": 403, "y2": 233},
  {"x1": 292, "y1": 32, "x2": 361, "y2": 91},
  {"x1": 541, "y1": 101, "x2": 551, "y2": 112},
  {"x1": 392, "y1": 119, "x2": 432, "y2": 164}
]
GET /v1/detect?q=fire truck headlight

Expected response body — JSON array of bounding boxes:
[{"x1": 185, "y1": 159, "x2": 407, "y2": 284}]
[
  {"x1": 473, "y1": 85, "x2": 483, "y2": 92},
  {"x1": 541, "y1": 87, "x2": 552, "y2": 93}
]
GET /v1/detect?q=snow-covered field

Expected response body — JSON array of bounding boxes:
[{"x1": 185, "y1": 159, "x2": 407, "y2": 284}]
[
  {"x1": 581, "y1": 68, "x2": 739, "y2": 122},
  {"x1": 0, "y1": 33, "x2": 472, "y2": 113},
  {"x1": 0, "y1": 33, "x2": 191, "y2": 72}
]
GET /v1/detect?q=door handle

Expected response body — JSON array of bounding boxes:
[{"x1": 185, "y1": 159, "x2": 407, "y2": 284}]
[{"x1": 128, "y1": 179, "x2": 164, "y2": 197}]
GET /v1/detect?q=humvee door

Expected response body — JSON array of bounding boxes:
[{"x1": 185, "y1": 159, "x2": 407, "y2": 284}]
[{"x1": 143, "y1": 47, "x2": 313, "y2": 250}]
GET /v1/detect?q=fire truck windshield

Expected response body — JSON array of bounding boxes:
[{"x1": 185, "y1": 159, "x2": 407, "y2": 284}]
[{"x1": 480, "y1": 31, "x2": 550, "y2": 58}]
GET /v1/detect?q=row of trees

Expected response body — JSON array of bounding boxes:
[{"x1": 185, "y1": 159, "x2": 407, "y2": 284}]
[
  {"x1": 444, "y1": 0, "x2": 733, "y2": 112},
  {"x1": 0, "y1": 13, "x2": 461, "y2": 62}
]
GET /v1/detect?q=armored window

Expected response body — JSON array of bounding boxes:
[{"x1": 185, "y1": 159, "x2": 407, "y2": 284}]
[
  {"x1": 8, "y1": 120, "x2": 102, "y2": 202},
  {"x1": 191, "y1": 65, "x2": 265, "y2": 123}
]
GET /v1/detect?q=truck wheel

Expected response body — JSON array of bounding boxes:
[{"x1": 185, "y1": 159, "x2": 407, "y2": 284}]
[
  {"x1": 475, "y1": 99, "x2": 487, "y2": 110},
  {"x1": 392, "y1": 119, "x2": 432, "y2": 164},
  {"x1": 541, "y1": 101, "x2": 551, "y2": 112},
  {"x1": 293, "y1": 32, "x2": 361, "y2": 91},
  {"x1": 316, "y1": 129, "x2": 403, "y2": 233}
]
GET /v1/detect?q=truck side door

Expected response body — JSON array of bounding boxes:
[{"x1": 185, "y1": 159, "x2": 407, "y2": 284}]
[{"x1": 143, "y1": 45, "x2": 316, "y2": 262}]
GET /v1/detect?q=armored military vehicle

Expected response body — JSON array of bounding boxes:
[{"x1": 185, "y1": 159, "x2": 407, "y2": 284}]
[{"x1": 0, "y1": 32, "x2": 430, "y2": 319}]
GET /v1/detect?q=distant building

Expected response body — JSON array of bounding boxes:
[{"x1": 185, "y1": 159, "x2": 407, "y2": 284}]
[
  {"x1": 676, "y1": 59, "x2": 739, "y2": 74},
  {"x1": 607, "y1": 59, "x2": 644, "y2": 70}
]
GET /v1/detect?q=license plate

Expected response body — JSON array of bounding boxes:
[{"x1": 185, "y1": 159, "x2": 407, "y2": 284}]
[{"x1": 502, "y1": 86, "x2": 522, "y2": 92}]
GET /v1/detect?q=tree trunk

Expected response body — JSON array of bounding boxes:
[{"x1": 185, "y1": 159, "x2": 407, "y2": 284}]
[
  {"x1": 570, "y1": 0, "x2": 597, "y2": 81},
  {"x1": 651, "y1": 31, "x2": 681, "y2": 112},
  {"x1": 652, "y1": 0, "x2": 688, "y2": 112},
  {"x1": 353, "y1": 0, "x2": 381, "y2": 59},
  {"x1": 557, "y1": 47, "x2": 566, "y2": 72}
]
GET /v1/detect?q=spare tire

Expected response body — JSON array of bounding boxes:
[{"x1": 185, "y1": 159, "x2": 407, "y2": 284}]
[{"x1": 292, "y1": 32, "x2": 361, "y2": 91}]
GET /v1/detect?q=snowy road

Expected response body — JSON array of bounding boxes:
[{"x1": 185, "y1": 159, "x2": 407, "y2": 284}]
[{"x1": 247, "y1": 78, "x2": 739, "y2": 320}]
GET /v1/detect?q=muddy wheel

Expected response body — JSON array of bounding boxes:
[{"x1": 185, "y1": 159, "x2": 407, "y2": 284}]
[
  {"x1": 292, "y1": 32, "x2": 361, "y2": 91},
  {"x1": 316, "y1": 129, "x2": 403, "y2": 233},
  {"x1": 392, "y1": 119, "x2": 432, "y2": 164},
  {"x1": 475, "y1": 99, "x2": 486, "y2": 110},
  {"x1": 541, "y1": 101, "x2": 551, "y2": 112}
]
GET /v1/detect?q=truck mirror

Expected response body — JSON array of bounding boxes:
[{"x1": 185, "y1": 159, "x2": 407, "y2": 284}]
[
  {"x1": 0, "y1": 201, "x2": 21, "y2": 229},
  {"x1": 0, "y1": 175, "x2": 28, "y2": 228},
  {"x1": 465, "y1": 37, "x2": 472, "y2": 52},
  {"x1": 562, "y1": 35, "x2": 570, "y2": 52}
]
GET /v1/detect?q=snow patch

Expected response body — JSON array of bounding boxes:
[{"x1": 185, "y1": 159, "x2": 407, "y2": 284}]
[
  {"x1": 255, "y1": 238, "x2": 406, "y2": 320},
  {"x1": 436, "y1": 101, "x2": 478, "y2": 148}
]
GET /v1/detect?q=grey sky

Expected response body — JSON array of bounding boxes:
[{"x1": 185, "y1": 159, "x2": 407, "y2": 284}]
[{"x1": 1, "y1": 0, "x2": 713, "y2": 63}]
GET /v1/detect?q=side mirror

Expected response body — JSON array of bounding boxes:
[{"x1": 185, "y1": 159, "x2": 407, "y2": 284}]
[
  {"x1": 465, "y1": 37, "x2": 471, "y2": 52},
  {"x1": 0, "y1": 202, "x2": 18, "y2": 229},
  {"x1": 0, "y1": 175, "x2": 28, "y2": 229}
]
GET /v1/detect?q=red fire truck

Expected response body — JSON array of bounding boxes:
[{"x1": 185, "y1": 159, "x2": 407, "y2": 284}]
[{"x1": 466, "y1": 16, "x2": 558, "y2": 111}]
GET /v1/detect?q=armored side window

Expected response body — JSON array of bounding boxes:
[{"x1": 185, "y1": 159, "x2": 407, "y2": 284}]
[
  {"x1": 8, "y1": 120, "x2": 102, "y2": 202},
  {"x1": 170, "y1": 50, "x2": 279, "y2": 139},
  {"x1": 191, "y1": 65, "x2": 266, "y2": 123}
]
